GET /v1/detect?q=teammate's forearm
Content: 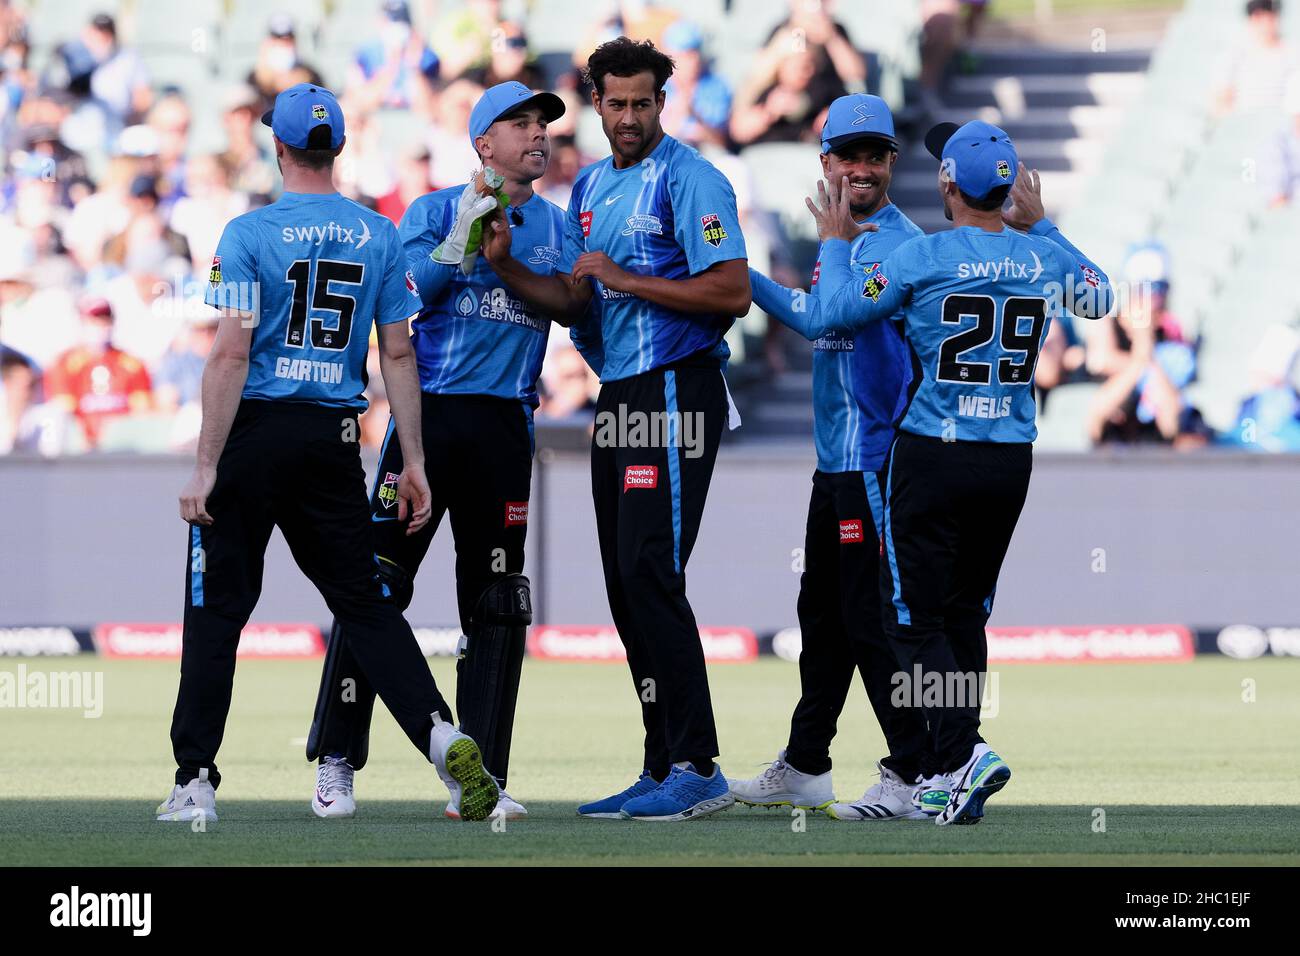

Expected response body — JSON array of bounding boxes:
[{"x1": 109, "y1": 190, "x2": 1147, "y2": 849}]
[
  {"x1": 380, "y1": 350, "x2": 425, "y2": 468},
  {"x1": 1029, "y1": 218, "x2": 1114, "y2": 319},
  {"x1": 622, "y1": 266, "x2": 751, "y2": 317},
  {"x1": 194, "y1": 355, "x2": 248, "y2": 471},
  {"x1": 749, "y1": 267, "x2": 821, "y2": 340},
  {"x1": 817, "y1": 239, "x2": 904, "y2": 336},
  {"x1": 494, "y1": 257, "x2": 583, "y2": 323}
]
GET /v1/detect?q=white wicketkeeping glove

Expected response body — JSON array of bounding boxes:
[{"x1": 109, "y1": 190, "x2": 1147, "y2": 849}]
[{"x1": 431, "y1": 178, "x2": 499, "y2": 268}]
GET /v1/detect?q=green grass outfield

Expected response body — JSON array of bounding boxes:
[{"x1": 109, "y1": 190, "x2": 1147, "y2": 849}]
[{"x1": 1, "y1": 656, "x2": 1298, "y2": 866}]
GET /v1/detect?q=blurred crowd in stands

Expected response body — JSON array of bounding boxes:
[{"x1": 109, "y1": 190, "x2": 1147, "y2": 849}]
[
  {"x1": 0, "y1": 0, "x2": 1297, "y2": 455},
  {"x1": 1034, "y1": 0, "x2": 1300, "y2": 451}
]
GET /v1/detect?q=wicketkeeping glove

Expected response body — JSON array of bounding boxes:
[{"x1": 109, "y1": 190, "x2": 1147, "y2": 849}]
[{"x1": 431, "y1": 167, "x2": 508, "y2": 274}]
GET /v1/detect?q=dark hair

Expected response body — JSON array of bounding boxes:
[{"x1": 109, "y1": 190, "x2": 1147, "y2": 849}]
[
  {"x1": 584, "y1": 36, "x2": 675, "y2": 98},
  {"x1": 282, "y1": 140, "x2": 340, "y2": 170},
  {"x1": 1246, "y1": 0, "x2": 1278, "y2": 15},
  {"x1": 959, "y1": 184, "x2": 1010, "y2": 212}
]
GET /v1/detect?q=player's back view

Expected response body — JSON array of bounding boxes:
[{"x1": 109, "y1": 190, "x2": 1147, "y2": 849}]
[
  {"x1": 159, "y1": 83, "x2": 498, "y2": 824},
  {"x1": 789, "y1": 120, "x2": 1113, "y2": 826}
]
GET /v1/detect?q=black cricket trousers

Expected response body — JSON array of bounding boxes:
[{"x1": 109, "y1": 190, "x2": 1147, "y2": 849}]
[
  {"x1": 590, "y1": 356, "x2": 727, "y2": 775},
  {"x1": 318, "y1": 392, "x2": 533, "y2": 784},
  {"x1": 170, "y1": 399, "x2": 452, "y2": 788},
  {"x1": 878, "y1": 430, "x2": 1032, "y2": 775},
  {"x1": 785, "y1": 469, "x2": 930, "y2": 781}
]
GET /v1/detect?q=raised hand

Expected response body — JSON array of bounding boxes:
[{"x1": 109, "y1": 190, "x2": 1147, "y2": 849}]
[
  {"x1": 1002, "y1": 162, "x2": 1045, "y2": 231},
  {"x1": 805, "y1": 176, "x2": 879, "y2": 243}
]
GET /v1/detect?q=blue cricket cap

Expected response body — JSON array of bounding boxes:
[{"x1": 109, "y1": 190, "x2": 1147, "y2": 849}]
[
  {"x1": 821, "y1": 93, "x2": 897, "y2": 154},
  {"x1": 260, "y1": 83, "x2": 345, "y2": 150},
  {"x1": 468, "y1": 81, "x2": 566, "y2": 150},
  {"x1": 925, "y1": 119, "x2": 1018, "y2": 199}
]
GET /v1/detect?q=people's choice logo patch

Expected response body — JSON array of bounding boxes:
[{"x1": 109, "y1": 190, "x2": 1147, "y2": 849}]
[
  {"x1": 579, "y1": 210, "x2": 593, "y2": 238},
  {"x1": 623, "y1": 465, "x2": 658, "y2": 492},
  {"x1": 700, "y1": 213, "x2": 728, "y2": 248},
  {"x1": 504, "y1": 501, "x2": 529, "y2": 526},
  {"x1": 839, "y1": 519, "x2": 864, "y2": 543}
]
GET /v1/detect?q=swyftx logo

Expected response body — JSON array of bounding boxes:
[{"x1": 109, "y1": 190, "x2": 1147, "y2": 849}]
[{"x1": 50, "y1": 886, "x2": 151, "y2": 936}]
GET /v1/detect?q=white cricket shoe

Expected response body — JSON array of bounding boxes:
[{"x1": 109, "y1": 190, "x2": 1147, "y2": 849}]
[
  {"x1": 156, "y1": 767, "x2": 217, "y2": 823},
  {"x1": 935, "y1": 743, "x2": 1011, "y2": 826},
  {"x1": 729, "y1": 750, "x2": 835, "y2": 810},
  {"x1": 828, "y1": 761, "x2": 925, "y2": 821},
  {"x1": 312, "y1": 756, "x2": 357, "y2": 819},
  {"x1": 446, "y1": 785, "x2": 527, "y2": 821},
  {"x1": 429, "y1": 715, "x2": 499, "y2": 822}
]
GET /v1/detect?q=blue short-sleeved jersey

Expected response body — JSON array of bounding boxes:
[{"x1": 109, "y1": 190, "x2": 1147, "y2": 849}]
[
  {"x1": 789, "y1": 219, "x2": 1113, "y2": 443},
  {"x1": 204, "y1": 191, "x2": 419, "y2": 410},
  {"x1": 809, "y1": 204, "x2": 922, "y2": 472},
  {"x1": 559, "y1": 134, "x2": 747, "y2": 382},
  {"x1": 400, "y1": 186, "x2": 563, "y2": 406}
]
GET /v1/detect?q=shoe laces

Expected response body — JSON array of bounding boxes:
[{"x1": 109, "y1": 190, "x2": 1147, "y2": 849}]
[
  {"x1": 318, "y1": 757, "x2": 353, "y2": 795},
  {"x1": 861, "y1": 765, "x2": 909, "y2": 803},
  {"x1": 759, "y1": 755, "x2": 789, "y2": 783},
  {"x1": 660, "y1": 765, "x2": 693, "y2": 796}
]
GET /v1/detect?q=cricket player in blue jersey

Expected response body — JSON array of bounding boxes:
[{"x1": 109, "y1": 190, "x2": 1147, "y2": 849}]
[
  {"x1": 304, "y1": 81, "x2": 568, "y2": 822},
  {"x1": 775, "y1": 120, "x2": 1113, "y2": 825},
  {"x1": 730, "y1": 94, "x2": 942, "y2": 822},
  {"x1": 157, "y1": 83, "x2": 498, "y2": 824},
  {"x1": 482, "y1": 37, "x2": 751, "y2": 822}
]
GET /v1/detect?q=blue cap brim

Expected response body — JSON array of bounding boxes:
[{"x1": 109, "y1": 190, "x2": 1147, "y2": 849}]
[
  {"x1": 822, "y1": 132, "x2": 898, "y2": 155},
  {"x1": 491, "y1": 91, "x2": 566, "y2": 127}
]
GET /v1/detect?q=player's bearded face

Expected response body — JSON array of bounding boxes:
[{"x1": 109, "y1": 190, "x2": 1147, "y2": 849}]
[
  {"x1": 594, "y1": 72, "x2": 664, "y2": 166},
  {"x1": 822, "y1": 144, "x2": 894, "y2": 217},
  {"x1": 480, "y1": 108, "x2": 550, "y2": 184}
]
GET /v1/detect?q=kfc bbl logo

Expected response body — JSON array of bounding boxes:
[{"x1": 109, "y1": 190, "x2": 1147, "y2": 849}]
[
  {"x1": 312, "y1": 104, "x2": 329, "y2": 121},
  {"x1": 700, "y1": 213, "x2": 728, "y2": 247},
  {"x1": 996, "y1": 159, "x2": 1011, "y2": 179},
  {"x1": 377, "y1": 472, "x2": 400, "y2": 509}
]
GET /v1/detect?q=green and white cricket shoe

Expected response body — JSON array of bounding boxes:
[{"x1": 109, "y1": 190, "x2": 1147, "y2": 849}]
[
  {"x1": 911, "y1": 773, "x2": 951, "y2": 818},
  {"x1": 156, "y1": 767, "x2": 217, "y2": 823},
  {"x1": 446, "y1": 783, "x2": 527, "y2": 821},
  {"x1": 936, "y1": 744, "x2": 1010, "y2": 826},
  {"x1": 429, "y1": 715, "x2": 499, "y2": 822},
  {"x1": 827, "y1": 761, "x2": 925, "y2": 821},
  {"x1": 729, "y1": 750, "x2": 834, "y2": 810}
]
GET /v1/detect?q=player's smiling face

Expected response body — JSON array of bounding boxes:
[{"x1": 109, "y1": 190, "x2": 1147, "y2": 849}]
[
  {"x1": 822, "y1": 141, "x2": 895, "y2": 218},
  {"x1": 478, "y1": 107, "x2": 550, "y2": 183},
  {"x1": 593, "y1": 71, "x2": 664, "y2": 168}
]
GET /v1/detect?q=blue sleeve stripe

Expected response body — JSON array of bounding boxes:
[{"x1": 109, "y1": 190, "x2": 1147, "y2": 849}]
[{"x1": 663, "y1": 369, "x2": 683, "y2": 575}]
